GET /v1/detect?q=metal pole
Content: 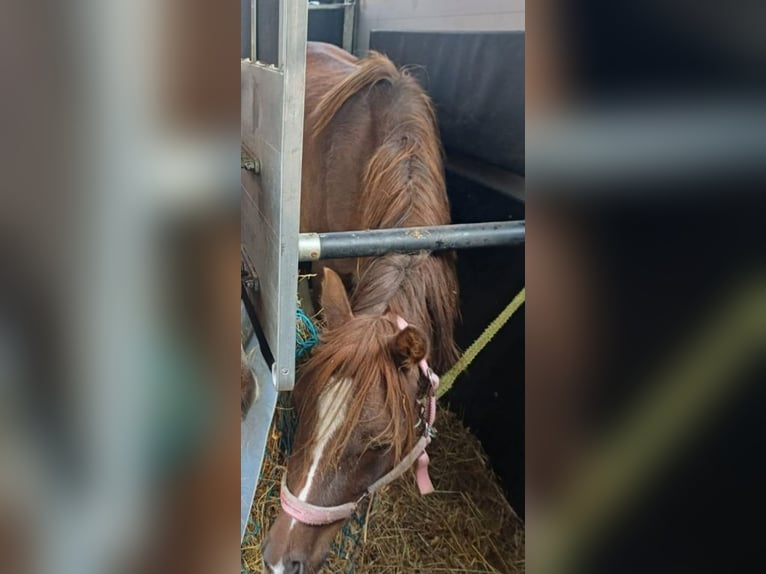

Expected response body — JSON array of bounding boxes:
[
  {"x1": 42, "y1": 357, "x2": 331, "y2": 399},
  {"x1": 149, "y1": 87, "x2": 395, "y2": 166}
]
[
  {"x1": 342, "y1": 1, "x2": 355, "y2": 53},
  {"x1": 250, "y1": 0, "x2": 256, "y2": 60},
  {"x1": 298, "y1": 220, "x2": 525, "y2": 261}
]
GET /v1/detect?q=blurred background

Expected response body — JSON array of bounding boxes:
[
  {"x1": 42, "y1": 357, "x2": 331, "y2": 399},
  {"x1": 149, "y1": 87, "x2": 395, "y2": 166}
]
[
  {"x1": 0, "y1": 1, "x2": 240, "y2": 573},
  {"x1": 527, "y1": 0, "x2": 766, "y2": 573}
]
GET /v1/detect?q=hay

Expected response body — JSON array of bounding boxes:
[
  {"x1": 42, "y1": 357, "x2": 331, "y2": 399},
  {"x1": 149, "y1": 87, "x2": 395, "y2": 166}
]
[{"x1": 241, "y1": 398, "x2": 525, "y2": 573}]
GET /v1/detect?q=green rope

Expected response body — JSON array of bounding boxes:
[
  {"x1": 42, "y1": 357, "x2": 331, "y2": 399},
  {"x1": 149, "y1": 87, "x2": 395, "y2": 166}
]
[{"x1": 438, "y1": 287, "x2": 526, "y2": 398}]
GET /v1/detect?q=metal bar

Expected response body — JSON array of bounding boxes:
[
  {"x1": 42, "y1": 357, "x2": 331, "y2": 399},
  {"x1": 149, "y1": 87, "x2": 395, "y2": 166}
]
[
  {"x1": 342, "y1": 1, "x2": 355, "y2": 52},
  {"x1": 240, "y1": 301, "x2": 278, "y2": 542},
  {"x1": 298, "y1": 220, "x2": 525, "y2": 261},
  {"x1": 273, "y1": 0, "x2": 307, "y2": 391},
  {"x1": 241, "y1": 0, "x2": 251, "y2": 58},
  {"x1": 278, "y1": 0, "x2": 285, "y2": 68},
  {"x1": 308, "y1": 2, "x2": 351, "y2": 10},
  {"x1": 250, "y1": 0, "x2": 256, "y2": 60}
]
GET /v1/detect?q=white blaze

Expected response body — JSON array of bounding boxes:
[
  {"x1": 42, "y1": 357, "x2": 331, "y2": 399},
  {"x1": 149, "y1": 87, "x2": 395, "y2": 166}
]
[{"x1": 288, "y1": 377, "x2": 352, "y2": 531}]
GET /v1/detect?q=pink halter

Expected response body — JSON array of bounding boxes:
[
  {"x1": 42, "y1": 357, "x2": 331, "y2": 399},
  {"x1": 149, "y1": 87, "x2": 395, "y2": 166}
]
[{"x1": 280, "y1": 315, "x2": 440, "y2": 526}]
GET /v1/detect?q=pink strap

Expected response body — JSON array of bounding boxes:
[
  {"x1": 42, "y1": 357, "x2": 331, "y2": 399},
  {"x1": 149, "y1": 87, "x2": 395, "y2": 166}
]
[
  {"x1": 281, "y1": 436, "x2": 431, "y2": 526},
  {"x1": 415, "y1": 450, "x2": 434, "y2": 494},
  {"x1": 414, "y1": 359, "x2": 438, "y2": 495},
  {"x1": 368, "y1": 435, "x2": 429, "y2": 493},
  {"x1": 396, "y1": 316, "x2": 439, "y2": 496},
  {"x1": 280, "y1": 475, "x2": 358, "y2": 525}
]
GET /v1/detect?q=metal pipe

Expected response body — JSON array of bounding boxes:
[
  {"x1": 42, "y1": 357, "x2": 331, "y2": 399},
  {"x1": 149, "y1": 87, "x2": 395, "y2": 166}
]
[
  {"x1": 298, "y1": 220, "x2": 524, "y2": 261},
  {"x1": 308, "y1": 2, "x2": 352, "y2": 10},
  {"x1": 250, "y1": 0, "x2": 256, "y2": 61},
  {"x1": 342, "y1": 1, "x2": 355, "y2": 53}
]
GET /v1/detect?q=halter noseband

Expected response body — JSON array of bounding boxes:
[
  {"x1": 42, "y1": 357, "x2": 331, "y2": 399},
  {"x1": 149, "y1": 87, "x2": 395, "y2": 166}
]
[{"x1": 280, "y1": 316, "x2": 440, "y2": 526}]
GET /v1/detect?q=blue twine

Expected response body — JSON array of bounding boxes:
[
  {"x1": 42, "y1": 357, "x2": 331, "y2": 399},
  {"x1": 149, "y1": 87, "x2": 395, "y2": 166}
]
[{"x1": 296, "y1": 307, "x2": 320, "y2": 358}]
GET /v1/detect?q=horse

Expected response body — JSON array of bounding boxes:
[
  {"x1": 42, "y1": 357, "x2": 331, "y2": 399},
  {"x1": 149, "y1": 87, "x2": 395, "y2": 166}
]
[{"x1": 262, "y1": 42, "x2": 459, "y2": 574}]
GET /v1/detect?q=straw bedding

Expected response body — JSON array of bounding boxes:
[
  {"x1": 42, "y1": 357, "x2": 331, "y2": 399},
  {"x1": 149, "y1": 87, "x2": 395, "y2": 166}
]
[{"x1": 241, "y1": 398, "x2": 525, "y2": 573}]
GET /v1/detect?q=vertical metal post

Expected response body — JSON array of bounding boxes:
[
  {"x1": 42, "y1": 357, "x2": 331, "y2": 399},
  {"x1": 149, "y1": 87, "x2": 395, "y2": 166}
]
[
  {"x1": 250, "y1": 0, "x2": 257, "y2": 60},
  {"x1": 277, "y1": 0, "x2": 284, "y2": 67},
  {"x1": 240, "y1": 303, "x2": 278, "y2": 541},
  {"x1": 241, "y1": 0, "x2": 309, "y2": 539},
  {"x1": 343, "y1": 1, "x2": 355, "y2": 53},
  {"x1": 241, "y1": 0, "x2": 307, "y2": 393},
  {"x1": 273, "y1": 0, "x2": 307, "y2": 390}
]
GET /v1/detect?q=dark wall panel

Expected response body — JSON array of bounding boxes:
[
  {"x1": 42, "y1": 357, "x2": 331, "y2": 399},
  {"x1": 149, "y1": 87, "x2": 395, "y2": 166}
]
[
  {"x1": 241, "y1": 0, "x2": 250, "y2": 59},
  {"x1": 256, "y1": 0, "x2": 280, "y2": 65},
  {"x1": 307, "y1": 9, "x2": 345, "y2": 47},
  {"x1": 370, "y1": 31, "x2": 525, "y2": 176},
  {"x1": 445, "y1": 172, "x2": 525, "y2": 515}
]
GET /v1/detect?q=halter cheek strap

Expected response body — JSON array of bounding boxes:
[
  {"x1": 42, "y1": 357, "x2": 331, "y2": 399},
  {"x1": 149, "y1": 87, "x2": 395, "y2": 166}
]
[{"x1": 280, "y1": 315, "x2": 440, "y2": 526}]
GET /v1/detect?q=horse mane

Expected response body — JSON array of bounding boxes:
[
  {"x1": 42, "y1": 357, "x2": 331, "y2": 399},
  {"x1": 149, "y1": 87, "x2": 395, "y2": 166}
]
[{"x1": 312, "y1": 51, "x2": 460, "y2": 372}]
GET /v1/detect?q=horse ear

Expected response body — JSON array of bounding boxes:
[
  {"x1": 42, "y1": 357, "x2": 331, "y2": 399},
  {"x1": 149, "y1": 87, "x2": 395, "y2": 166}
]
[
  {"x1": 320, "y1": 267, "x2": 353, "y2": 328},
  {"x1": 392, "y1": 326, "x2": 428, "y2": 368}
]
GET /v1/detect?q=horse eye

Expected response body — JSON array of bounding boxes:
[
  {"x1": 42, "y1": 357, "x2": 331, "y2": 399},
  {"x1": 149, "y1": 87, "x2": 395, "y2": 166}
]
[{"x1": 369, "y1": 442, "x2": 391, "y2": 452}]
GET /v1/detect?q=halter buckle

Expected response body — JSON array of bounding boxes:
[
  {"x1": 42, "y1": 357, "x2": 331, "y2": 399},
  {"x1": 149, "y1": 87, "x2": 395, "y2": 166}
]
[{"x1": 421, "y1": 419, "x2": 437, "y2": 440}]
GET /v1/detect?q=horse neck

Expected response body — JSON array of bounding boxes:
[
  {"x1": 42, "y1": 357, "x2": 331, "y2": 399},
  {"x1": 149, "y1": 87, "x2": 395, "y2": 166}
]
[
  {"x1": 347, "y1": 77, "x2": 458, "y2": 369},
  {"x1": 350, "y1": 253, "x2": 443, "y2": 353}
]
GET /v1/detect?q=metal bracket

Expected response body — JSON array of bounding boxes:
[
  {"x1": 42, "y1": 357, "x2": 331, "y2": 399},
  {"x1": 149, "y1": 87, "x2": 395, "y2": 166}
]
[
  {"x1": 241, "y1": 149, "x2": 261, "y2": 174},
  {"x1": 241, "y1": 248, "x2": 260, "y2": 293}
]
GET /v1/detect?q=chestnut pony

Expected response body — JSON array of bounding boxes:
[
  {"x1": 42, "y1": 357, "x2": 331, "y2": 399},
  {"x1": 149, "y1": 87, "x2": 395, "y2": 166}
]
[{"x1": 262, "y1": 42, "x2": 458, "y2": 574}]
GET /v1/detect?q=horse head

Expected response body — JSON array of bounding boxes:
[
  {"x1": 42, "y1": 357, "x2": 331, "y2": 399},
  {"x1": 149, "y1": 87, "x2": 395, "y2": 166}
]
[{"x1": 262, "y1": 268, "x2": 430, "y2": 574}]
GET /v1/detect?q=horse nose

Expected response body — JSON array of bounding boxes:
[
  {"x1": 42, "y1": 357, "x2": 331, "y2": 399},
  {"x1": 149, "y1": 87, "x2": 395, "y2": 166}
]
[
  {"x1": 262, "y1": 543, "x2": 306, "y2": 574},
  {"x1": 263, "y1": 558, "x2": 305, "y2": 574},
  {"x1": 262, "y1": 523, "x2": 308, "y2": 573},
  {"x1": 285, "y1": 559, "x2": 305, "y2": 574}
]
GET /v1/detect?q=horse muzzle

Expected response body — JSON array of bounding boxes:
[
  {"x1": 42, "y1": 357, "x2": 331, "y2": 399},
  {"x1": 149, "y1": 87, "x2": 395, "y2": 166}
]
[{"x1": 263, "y1": 510, "x2": 338, "y2": 574}]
